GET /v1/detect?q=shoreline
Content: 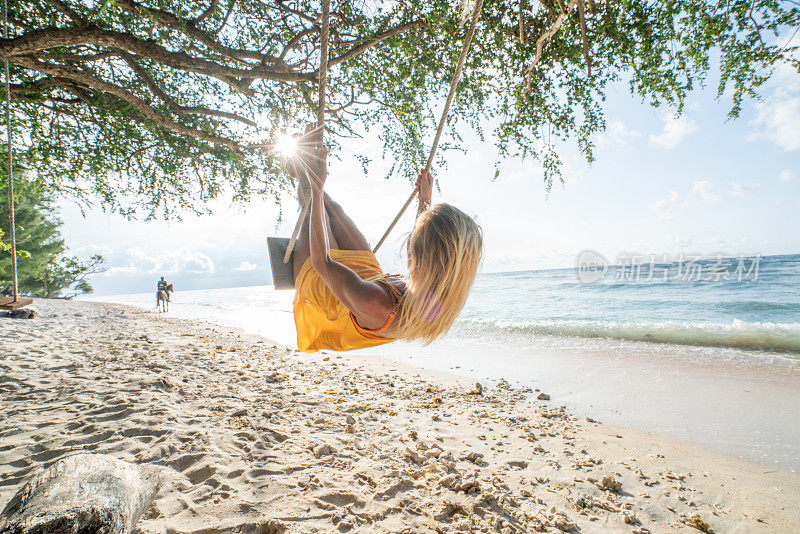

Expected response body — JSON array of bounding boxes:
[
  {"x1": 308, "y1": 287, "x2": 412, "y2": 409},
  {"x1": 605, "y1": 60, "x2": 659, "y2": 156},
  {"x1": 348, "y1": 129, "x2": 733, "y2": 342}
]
[
  {"x1": 85, "y1": 289, "x2": 800, "y2": 471},
  {"x1": 2, "y1": 299, "x2": 799, "y2": 532},
  {"x1": 375, "y1": 337, "x2": 800, "y2": 472}
]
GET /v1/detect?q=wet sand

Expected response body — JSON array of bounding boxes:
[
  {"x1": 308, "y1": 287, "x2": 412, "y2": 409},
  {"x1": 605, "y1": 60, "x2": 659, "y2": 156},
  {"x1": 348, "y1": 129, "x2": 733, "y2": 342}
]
[{"x1": 375, "y1": 338, "x2": 800, "y2": 471}]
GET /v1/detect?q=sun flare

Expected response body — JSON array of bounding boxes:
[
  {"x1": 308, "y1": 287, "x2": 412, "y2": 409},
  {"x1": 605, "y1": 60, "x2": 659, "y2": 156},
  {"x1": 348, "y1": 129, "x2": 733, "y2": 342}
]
[{"x1": 275, "y1": 133, "x2": 298, "y2": 157}]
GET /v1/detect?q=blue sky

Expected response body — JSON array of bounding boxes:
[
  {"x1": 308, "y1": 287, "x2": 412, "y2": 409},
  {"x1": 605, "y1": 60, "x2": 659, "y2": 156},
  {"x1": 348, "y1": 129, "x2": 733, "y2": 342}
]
[{"x1": 61, "y1": 60, "x2": 800, "y2": 296}]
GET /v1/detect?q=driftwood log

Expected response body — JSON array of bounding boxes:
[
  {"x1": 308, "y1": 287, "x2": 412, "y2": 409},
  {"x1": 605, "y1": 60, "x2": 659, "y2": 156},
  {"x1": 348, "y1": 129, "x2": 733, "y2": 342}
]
[
  {"x1": 0, "y1": 453, "x2": 160, "y2": 534},
  {"x1": 5, "y1": 309, "x2": 36, "y2": 319}
]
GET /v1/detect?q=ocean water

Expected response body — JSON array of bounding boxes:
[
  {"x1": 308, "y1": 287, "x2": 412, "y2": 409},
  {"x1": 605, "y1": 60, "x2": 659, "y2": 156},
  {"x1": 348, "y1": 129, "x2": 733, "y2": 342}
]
[
  {"x1": 453, "y1": 252, "x2": 800, "y2": 359},
  {"x1": 93, "y1": 253, "x2": 800, "y2": 363},
  {"x1": 86, "y1": 253, "x2": 800, "y2": 469}
]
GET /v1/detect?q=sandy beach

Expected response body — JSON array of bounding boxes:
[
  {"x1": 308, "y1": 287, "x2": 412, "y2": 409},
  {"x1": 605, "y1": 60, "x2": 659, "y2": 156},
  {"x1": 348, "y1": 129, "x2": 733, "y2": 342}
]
[{"x1": 2, "y1": 299, "x2": 799, "y2": 533}]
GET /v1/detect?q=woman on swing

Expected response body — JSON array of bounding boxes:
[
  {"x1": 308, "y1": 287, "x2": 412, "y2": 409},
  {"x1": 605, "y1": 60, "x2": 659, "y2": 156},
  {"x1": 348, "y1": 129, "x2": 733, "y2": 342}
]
[{"x1": 289, "y1": 129, "x2": 484, "y2": 353}]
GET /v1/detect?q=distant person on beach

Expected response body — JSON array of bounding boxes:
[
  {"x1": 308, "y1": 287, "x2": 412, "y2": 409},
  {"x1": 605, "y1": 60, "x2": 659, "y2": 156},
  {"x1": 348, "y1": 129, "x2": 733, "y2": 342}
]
[
  {"x1": 288, "y1": 127, "x2": 483, "y2": 352},
  {"x1": 156, "y1": 277, "x2": 173, "y2": 312}
]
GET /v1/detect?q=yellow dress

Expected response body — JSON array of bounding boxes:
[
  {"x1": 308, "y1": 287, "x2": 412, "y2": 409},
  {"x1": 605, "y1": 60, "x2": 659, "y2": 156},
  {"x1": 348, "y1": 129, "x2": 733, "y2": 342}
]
[{"x1": 293, "y1": 249, "x2": 400, "y2": 352}]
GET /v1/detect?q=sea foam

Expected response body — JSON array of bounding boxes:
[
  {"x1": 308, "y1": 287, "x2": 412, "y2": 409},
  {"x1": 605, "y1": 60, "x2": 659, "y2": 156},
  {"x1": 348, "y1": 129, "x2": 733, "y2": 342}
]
[{"x1": 452, "y1": 318, "x2": 800, "y2": 353}]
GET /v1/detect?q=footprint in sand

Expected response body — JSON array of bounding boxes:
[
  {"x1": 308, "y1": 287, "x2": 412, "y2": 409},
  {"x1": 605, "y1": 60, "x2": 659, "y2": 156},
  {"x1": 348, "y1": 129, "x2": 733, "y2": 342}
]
[{"x1": 184, "y1": 462, "x2": 217, "y2": 485}]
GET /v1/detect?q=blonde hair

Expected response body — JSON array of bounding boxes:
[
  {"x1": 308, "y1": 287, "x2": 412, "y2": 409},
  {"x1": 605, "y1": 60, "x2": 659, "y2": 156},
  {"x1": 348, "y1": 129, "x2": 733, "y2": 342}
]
[{"x1": 393, "y1": 203, "x2": 483, "y2": 344}]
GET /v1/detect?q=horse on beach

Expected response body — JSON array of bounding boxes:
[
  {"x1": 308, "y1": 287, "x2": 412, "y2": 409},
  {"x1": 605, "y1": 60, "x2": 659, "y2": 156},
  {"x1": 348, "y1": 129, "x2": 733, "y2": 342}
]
[{"x1": 156, "y1": 284, "x2": 173, "y2": 313}]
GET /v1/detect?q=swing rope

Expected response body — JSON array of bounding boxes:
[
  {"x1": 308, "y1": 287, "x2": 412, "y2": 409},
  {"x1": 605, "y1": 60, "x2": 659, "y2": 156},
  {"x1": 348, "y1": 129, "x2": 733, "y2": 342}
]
[
  {"x1": 283, "y1": 0, "x2": 331, "y2": 263},
  {"x1": 372, "y1": 0, "x2": 485, "y2": 253},
  {"x1": 283, "y1": 0, "x2": 484, "y2": 262},
  {"x1": 3, "y1": 0, "x2": 19, "y2": 302}
]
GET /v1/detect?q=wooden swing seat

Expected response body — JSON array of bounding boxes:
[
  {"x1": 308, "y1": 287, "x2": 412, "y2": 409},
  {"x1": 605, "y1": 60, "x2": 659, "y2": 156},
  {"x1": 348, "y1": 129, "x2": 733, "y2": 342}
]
[
  {"x1": 267, "y1": 237, "x2": 295, "y2": 290},
  {"x1": 0, "y1": 297, "x2": 33, "y2": 310}
]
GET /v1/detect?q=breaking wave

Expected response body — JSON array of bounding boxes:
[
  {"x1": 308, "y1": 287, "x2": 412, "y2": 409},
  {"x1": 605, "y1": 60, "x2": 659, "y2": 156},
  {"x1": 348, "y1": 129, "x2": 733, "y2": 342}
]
[{"x1": 452, "y1": 318, "x2": 800, "y2": 354}]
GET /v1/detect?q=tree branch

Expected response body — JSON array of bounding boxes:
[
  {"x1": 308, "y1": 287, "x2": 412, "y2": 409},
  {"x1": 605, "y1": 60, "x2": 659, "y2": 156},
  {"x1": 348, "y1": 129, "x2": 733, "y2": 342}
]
[
  {"x1": 327, "y1": 20, "x2": 428, "y2": 68},
  {"x1": 748, "y1": 0, "x2": 766, "y2": 52},
  {"x1": 43, "y1": 0, "x2": 89, "y2": 26},
  {"x1": 279, "y1": 27, "x2": 317, "y2": 61},
  {"x1": 114, "y1": 0, "x2": 282, "y2": 66},
  {"x1": 525, "y1": 0, "x2": 579, "y2": 93},
  {"x1": 578, "y1": 0, "x2": 592, "y2": 76},
  {"x1": 117, "y1": 50, "x2": 257, "y2": 126},
  {"x1": 127, "y1": 143, "x2": 160, "y2": 161},
  {"x1": 274, "y1": 0, "x2": 317, "y2": 24},
  {"x1": 537, "y1": 0, "x2": 559, "y2": 20},
  {"x1": 194, "y1": 0, "x2": 220, "y2": 24},
  {"x1": 215, "y1": 0, "x2": 238, "y2": 34},
  {"x1": 10, "y1": 76, "x2": 100, "y2": 108},
  {"x1": 0, "y1": 27, "x2": 314, "y2": 87},
  {"x1": 16, "y1": 57, "x2": 247, "y2": 156}
]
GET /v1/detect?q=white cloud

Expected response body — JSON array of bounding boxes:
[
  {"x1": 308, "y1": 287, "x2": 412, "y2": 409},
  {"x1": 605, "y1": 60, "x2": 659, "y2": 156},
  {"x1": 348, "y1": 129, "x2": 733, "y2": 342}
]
[
  {"x1": 728, "y1": 182, "x2": 760, "y2": 198},
  {"x1": 73, "y1": 243, "x2": 113, "y2": 256},
  {"x1": 669, "y1": 236, "x2": 695, "y2": 248},
  {"x1": 183, "y1": 254, "x2": 215, "y2": 274},
  {"x1": 779, "y1": 169, "x2": 795, "y2": 182},
  {"x1": 234, "y1": 261, "x2": 259, "y2": 272},
  {"x1": 653, "y1": 190, "x2": 680, "y2": 210},
  {"x1": 649, "y1": 114, "x2": 698, "y2": 149},
  {"x1": 597, "y1": 121, "x2": 641, "y2": 148},
  {"x1": 647, "y1": 190, "x2": 680, "y2": 221},
  {"x1": 728, "y1": 183, "x2": 746, "y2": 198},
  {"x1": 103, "y1": 264, "x2": 137, "y2": 276},
  {"x1": 125, "y1": 247, "x2": 216, "y2": 275},
  {"x1": 692, "y1": 180, "x2": 720, "y2": 203},
  {"x1": 749, "y1": 59, "x2": 800, "y2": 151},
  {"x1": 751, "y1": 96, "x2": 800, "y2": 151}
]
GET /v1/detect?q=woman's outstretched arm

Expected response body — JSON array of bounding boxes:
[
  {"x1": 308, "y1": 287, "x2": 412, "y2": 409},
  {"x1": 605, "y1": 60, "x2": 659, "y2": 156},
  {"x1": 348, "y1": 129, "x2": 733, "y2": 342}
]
[
  {"x1": 305, "y1": 145, "x2": 394, "y2": 330},
  {"x1": 416, "y1": 169, "x2": 433, "y2": 217}
]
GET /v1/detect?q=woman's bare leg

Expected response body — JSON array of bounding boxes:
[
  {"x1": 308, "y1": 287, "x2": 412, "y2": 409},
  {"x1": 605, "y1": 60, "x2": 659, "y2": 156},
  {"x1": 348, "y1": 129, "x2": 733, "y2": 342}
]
[
  {"x1": 292, "y1": 192, "x2": 371, "y2": 281},
  {"x1": 292, "y1": 190, "x2": 339, "y2": 282},
  {"x1": 323, "y1": 193, "x2": 370, "y2": 251}
]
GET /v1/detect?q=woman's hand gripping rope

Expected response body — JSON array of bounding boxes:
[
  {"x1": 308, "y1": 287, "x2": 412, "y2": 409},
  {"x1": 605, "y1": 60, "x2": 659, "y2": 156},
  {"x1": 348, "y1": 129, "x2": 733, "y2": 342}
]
[
  {"x1": 287, "y1": 124, "x2": 326, "y2": 205},
  {"x1": 416, "y1": 168, "x2": 433, "y2": 216}
]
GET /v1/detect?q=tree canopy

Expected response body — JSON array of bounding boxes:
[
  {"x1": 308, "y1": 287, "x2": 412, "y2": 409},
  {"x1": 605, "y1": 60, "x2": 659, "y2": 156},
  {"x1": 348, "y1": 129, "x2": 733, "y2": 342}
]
[
  {"x1": 2, "y1": 0, "x2": 798, "y2": 217},
  {"x1": 0, "y1": 169, "x2": 106, "y2": 297}
]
